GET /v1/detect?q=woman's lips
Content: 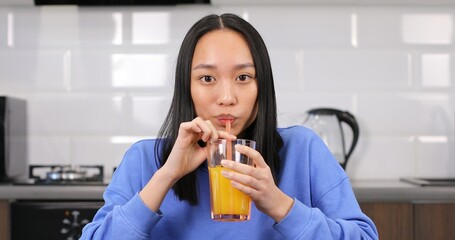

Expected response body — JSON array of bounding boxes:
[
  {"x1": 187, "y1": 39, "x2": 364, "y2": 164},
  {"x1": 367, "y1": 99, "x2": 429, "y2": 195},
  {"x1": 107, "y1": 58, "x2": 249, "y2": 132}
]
[{"x1": 216, "y1": 115, "x2": 236, "y2": 126}]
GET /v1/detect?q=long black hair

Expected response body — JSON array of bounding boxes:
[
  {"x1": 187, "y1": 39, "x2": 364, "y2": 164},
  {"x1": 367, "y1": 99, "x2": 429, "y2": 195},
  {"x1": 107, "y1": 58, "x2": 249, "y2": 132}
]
[{"x1": 155, "y1": 13, "x2": 283, "y2": 205}]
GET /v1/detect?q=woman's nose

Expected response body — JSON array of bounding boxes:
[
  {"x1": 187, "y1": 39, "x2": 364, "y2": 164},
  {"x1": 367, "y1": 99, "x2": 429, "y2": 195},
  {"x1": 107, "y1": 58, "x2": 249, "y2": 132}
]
[{"x1": 216, "y1": 80, "x2": 236, "y2": 106}]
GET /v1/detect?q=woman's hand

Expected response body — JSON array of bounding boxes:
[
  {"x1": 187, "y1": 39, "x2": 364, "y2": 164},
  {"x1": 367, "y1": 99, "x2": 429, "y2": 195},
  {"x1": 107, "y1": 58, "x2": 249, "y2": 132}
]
[
  {"x1": 140, "y1": 117, "x2": 235, "y2": 212},
  {"x1": 220, "y1": 145, "x2": 294, "y2": 223},
  {"x1": 161, "y1": 117, "x2": 236, "y2": 183}
]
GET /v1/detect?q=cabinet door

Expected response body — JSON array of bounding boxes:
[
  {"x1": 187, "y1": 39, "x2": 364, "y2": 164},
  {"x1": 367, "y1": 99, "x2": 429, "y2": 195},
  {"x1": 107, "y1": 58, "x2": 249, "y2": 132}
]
[
  {"x1": 360, "y1": 202, "x2": 413, "y2": 240},
  {"x1": 0, "y1": 200, "x2": 8, "y2": 240},
  {"x1": 414, "y1": 203, "x2": 455, "y2": 240}
]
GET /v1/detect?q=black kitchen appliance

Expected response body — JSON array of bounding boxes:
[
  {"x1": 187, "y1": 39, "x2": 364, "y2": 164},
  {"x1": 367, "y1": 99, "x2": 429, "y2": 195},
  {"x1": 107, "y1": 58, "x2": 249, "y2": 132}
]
[
  {"x1": 11, "y1": 164, "x2": 106, "y2": 240},
  {"x1": 0, "y1": 96, "x2": 27, "y2": 182},
  {"x1": 11, "y1": 201, "x2": 103, "y2": 240}
]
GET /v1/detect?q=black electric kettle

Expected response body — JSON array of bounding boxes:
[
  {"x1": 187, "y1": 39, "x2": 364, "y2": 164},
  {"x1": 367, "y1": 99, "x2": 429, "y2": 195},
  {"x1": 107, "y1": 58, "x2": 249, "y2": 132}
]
[{"x1": 303, "y1": 108, "x2": 359, "y2": 169}]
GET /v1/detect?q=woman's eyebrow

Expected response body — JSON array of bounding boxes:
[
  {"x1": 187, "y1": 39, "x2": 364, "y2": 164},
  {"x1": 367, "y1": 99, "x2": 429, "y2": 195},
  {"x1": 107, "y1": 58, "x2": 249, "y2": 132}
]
[
  {"x1": 234, "y1": 63, "x2": 255, "y2": 70},
  {"x1": 192, "y1": 63, "x2": 255, "y2": 70},
  {"x1": 192, "y1": 63, "x2": 216, "y2": 70}
]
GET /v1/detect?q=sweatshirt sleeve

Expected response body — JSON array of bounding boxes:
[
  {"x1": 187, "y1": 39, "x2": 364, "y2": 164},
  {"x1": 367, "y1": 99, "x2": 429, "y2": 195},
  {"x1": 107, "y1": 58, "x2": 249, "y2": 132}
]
[
  {"x1": 80, "y1": 140, "x2": 162, "y2": 239},
  {"x1": 80, "y1": 192, "x2": 162, "y2": 240},
  {"x1": 273, "y1": 178, "x2": 378, "y2": 239},
  {"x1": 273, "y1": 127, "x2": 379, "y2": 240}
]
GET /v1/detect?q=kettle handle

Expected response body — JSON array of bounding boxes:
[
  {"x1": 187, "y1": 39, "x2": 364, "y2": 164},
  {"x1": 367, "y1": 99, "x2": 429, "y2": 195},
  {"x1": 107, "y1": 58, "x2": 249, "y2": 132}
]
[
  {"x1": 336, "y1": 111, "x2": 359, "y2": 165},
  {"x1": 307, "y1": 108, "x2": 359, "y2": 169}
]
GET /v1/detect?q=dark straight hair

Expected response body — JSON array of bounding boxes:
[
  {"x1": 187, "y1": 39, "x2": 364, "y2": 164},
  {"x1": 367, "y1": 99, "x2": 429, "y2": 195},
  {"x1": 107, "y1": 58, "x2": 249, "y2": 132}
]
[{"x1": 155, "y1": 13, "x2": 283, "y2": 205}]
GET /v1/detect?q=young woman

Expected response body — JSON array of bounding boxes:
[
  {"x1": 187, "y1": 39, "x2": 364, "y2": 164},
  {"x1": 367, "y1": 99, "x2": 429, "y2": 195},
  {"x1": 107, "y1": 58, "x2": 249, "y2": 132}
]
[{"x1": 81, "y1": 13, "x2": 378, "y2": 240}]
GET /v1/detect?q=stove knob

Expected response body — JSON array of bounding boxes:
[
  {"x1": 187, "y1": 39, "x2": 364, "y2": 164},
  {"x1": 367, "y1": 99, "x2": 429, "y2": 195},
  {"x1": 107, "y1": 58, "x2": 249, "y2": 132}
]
[
  {"x1": 61, "y1": 228, "x2": 69, "y2": 234},
  {"x1": 63, "y1": 218, "x2": 71, "y2": 224},
  {"x1": 72, "y1": 210, "x2": 80, "y2": 217}
]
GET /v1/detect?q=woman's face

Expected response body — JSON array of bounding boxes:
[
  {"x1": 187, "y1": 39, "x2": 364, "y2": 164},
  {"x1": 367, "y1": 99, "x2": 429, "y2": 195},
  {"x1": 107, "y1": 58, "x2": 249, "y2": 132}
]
[{"x1": 191, "y1": 29, "x2": 258, "y2": 136}]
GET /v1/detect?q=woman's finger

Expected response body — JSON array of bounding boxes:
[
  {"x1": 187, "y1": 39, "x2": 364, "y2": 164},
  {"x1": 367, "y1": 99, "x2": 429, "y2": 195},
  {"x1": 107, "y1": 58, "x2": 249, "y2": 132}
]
[
  {"x1": 180, "y1": 121, "x2": 202, "y2": 134},
  {"x1": 221, "y1": 160, "x2": 256, "y2": 176},
  {"x1": 204, "y1": 120, "x2": 220, "y2": 142},
  {"x1": 235, "y1": 145, "x2": 268, "y2": 168},
  {"x1": 228, "y1": 178, "x2": 259, "y2": 198},
  {"x1": 192, "y1": 117, "x2": 213, "y2": 142},
  {"x1": 217, "y1": 131, "x2": 237, "y2": 140},
  {"x1": 221, "y1": 160, "x2": 268, "y2": 182},
  {"x1": 221, "y1": 167, "x2": 262, "y2": 191}
]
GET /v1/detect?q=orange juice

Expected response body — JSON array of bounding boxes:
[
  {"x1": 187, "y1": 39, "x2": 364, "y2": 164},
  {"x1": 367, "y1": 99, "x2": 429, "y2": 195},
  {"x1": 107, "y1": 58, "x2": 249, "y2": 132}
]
[{"x1": 208, "y1": 165, "x2": 251, "y2": 221}]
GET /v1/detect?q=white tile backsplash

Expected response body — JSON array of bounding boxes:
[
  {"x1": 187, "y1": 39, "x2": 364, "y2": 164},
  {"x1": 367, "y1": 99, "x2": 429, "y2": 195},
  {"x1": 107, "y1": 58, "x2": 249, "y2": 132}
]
[
  {"x1": 248, "y1": 7, "x2": 354, "y2": 49},
  {"x1": 347, "y1": 136, "x2": 416, "y2": 179},
  {"x1": 415, "y1": 135, "x2": 455, "y2": 177},
  {"x1": 132, "y1": 12, "x2": 171, "y2": 45},
  {"x1": 0, "y1": 9, "x2": 8, "y2": 48},
  {"x1": 302, "y1": 50, "x2": 411, "y2": 91},
  {"x1": 128, "y1": 95, "x2": 172, "y2": 135},
  {"x1": 357, "y1": 8, "x2": 405, "y2": 49},
  {"x1": 27, "y1": 94, "x2": 127, "y2": 135},
  {"x1": 358, "y1": 93, "x2": 454, "y2": 136},
  {"x1": 357, "y1": 7, "x2": 455, "y2": 49},
  {"x1": 420, "y1": 53, "x2": 454, "y2": 88},
  {"x1": 28, "y1": 136, "x2": 71, "y2": 165},
  {"x1": 1, "y1": 5, "x2": 454, "y2": 180},
  {"x1": 277, "y1": 92, "x2": 355, "y2": 119},
  {"x1": 401, "y1": 13, "x2": 453, "y2": 45},
  {"x1": 269, "y1": 50, "x2": 303, "y2": 93},
  {"x1": 71, "y1": 50, "x2": 174, "y2": 91},
  {"x1": 0, "y1": 50, "x2": 66, "y2": 91},
  {"x1": 12, "y1": 6, "x2": 81, "y2": 48},
  {"x1": 76, "y1": 9, "x2": 125, "y2": 47},
  {"x1": 71, "y1": 136, "x2": 132, "y2": 179}
]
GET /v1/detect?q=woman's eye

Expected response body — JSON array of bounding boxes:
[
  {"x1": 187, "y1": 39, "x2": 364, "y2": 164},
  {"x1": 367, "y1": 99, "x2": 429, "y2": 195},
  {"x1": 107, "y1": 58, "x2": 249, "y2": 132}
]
[
  {"x1": 237, "y1": 74, "x2": 251, "y2": 81},
  {"x1": 200, "y1": 76, "x2": 214, "y2": 82}
]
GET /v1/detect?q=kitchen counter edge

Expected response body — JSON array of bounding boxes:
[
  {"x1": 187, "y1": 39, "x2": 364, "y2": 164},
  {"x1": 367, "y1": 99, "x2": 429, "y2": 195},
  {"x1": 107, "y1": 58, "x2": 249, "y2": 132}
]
[{"x1": 1, "y1": 179, "x2": 455, "y2": 202}]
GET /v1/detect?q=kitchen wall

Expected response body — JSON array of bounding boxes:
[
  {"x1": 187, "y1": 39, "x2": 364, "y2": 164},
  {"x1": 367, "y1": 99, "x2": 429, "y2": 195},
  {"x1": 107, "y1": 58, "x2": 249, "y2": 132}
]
[{"x1": 0, "y1": 4, "x2": 454, "y2": 180}]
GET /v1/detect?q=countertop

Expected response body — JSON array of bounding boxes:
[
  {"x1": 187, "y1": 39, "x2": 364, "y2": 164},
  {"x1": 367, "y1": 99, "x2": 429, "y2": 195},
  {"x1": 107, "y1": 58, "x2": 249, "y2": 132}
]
[
  {"x1": 0, "y1": 184, "x2": 106, "y2": 200},
  {"x1": 351, "y1": 179, "x2": 455, "y2": 202},
  {"x1": 1, "y1": 179, "x2": 455, "y2": 202}
]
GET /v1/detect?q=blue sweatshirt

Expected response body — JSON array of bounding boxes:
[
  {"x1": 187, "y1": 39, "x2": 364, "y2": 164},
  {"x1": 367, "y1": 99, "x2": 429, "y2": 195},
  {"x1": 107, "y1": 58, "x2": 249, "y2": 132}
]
[{"x1": 81, "y1": 126, "x2": 378, "y2": 239}]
